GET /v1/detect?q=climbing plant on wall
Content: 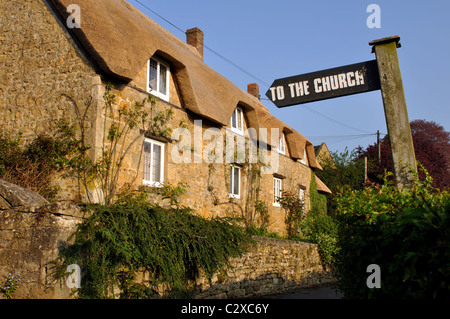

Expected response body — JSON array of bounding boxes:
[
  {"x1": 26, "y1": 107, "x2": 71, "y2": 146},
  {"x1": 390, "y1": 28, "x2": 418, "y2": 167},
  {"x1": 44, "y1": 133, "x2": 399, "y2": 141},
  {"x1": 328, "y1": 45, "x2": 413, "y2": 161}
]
[
  {"x1": 50, "y1": 194, "x2": 254, "y2": 299},
  {"x1": 63, "y1": 83, "x2": 175, "y2": 205}
]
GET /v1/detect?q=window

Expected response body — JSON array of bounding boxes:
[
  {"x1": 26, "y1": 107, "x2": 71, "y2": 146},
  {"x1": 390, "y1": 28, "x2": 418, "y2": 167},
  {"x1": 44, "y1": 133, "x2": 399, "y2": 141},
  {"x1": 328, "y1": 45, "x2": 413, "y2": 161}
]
[
  {"x1": 277, "y1": 132, "x2": 286, "y2": 155},
  {"x1": 273, "y1": 177, "x2": 282, "y2": 206},
  {"x1": 143, "y1": 138, "x2": 165, "y2": 187},
  {"x1": 299, "y1": 187, "x2": 305, "y2": 213},
  {"x1": 230, "y1": 106, "x2": 244, "y2": 135},
  {"x1": 147, "y1": 57, "x2": 170, "y2": 101},
  {"x1": 299, "y1": 187, "x2": 305, "y2": 202},
  {"x1": 229, "y1": 165, "x2": 241, "y2": 198},
  {"x1": 300, "y1": 149, "x2": 307, "y2": 165}
]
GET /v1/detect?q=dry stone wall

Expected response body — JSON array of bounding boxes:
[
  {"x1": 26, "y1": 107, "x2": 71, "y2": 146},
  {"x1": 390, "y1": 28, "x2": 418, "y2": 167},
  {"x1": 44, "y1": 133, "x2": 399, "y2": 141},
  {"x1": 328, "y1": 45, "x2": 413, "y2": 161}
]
[
  {"x1": 0, "y1": 180, "x2": 335, "y2": 299},
  {"x1": 0, "y1": 180, "x2": 85, "y2": 299},
  {"x1": 191, "y1": 237, "x2": 335, "y2": 299}
]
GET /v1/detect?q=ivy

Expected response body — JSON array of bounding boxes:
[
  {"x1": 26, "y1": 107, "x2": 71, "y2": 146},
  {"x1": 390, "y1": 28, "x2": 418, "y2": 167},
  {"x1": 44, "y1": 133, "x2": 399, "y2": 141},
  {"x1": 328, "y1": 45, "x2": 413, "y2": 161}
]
[{"x1": 51, "y1": 196, "x2": 254, "y2": 299}]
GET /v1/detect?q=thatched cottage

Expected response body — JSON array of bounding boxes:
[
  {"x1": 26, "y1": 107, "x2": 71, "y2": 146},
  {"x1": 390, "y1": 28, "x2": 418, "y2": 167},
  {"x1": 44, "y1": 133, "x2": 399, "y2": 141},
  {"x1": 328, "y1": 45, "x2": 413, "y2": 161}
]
[{"x1": 0, "y1": 0, "x2": 330, "y2": 234}]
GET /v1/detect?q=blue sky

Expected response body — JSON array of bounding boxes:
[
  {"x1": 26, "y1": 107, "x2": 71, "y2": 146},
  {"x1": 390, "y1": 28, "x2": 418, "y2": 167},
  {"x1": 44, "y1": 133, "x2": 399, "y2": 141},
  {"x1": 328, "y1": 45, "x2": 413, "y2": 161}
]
[{"x1": 128, "y1": 0, "x2": 450, "y2": 153}]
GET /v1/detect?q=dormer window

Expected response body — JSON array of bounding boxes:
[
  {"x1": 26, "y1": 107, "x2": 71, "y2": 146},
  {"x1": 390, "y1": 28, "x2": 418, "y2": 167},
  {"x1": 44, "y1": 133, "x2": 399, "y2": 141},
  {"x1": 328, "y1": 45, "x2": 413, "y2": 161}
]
[
  {"x1": 300, "y1": 149, "x2": 307, "y2": 165},
  {"x1": 230, "y1": 106, "x2": 244, "y2": 135},
  {"x1": 147, "y1": 57, "x2": 170, "y2": 102},
  {"x1": 277, "y1": 132, "x2": 286, "y2": 155}
]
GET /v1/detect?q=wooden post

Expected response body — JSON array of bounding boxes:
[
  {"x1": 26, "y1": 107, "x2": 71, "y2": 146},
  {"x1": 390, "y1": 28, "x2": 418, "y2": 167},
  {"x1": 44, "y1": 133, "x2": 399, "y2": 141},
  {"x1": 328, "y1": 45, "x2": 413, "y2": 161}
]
[
  {"x1": 377, "y1": 130, "x2": 381, "y2": 165},
  {"x1": 369, "y1": 36, "x2": 417, "y2": 188},
  {"x1": 364, "y1": 156, "x2": 368, "y2": 184}
]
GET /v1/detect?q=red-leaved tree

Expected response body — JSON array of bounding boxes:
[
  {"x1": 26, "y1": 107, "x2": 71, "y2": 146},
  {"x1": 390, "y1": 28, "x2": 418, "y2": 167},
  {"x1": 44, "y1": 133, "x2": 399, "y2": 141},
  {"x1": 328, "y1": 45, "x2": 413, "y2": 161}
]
[{"x1": 359, "y1": 120, "x2": 450, "y2": 189}]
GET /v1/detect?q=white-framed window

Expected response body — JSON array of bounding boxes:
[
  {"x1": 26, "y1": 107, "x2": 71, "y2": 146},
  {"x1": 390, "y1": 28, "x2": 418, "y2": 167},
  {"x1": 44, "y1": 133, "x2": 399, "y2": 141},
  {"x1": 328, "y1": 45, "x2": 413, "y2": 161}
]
[
  {"x1": 273, "y1": 177, "x2": 282, "y2": 206},
  {"x1": 143, "y1": 138, "x2": 165, "y2": 187},
  {"x1": 299, "y1": 187, "x2": 305, "y2": 202},
  {"x1": 277, "y1": 132, "x2": 286, "y2": 155},
  {"x1": 299, "y1": 187, "x2": 305, "y2": 212},
  {"x1": 229, "y1": 165, "x2": 241, "y2": 199},
  {"x1": 300, "y1": 149, "x2": 307, "y2": 165},
  {"x1": 230, "y1": 106, "x2": 244, "y2": 135},
  {"x1": 147, "y1": 57, "x2": 170, "y2": 102}
]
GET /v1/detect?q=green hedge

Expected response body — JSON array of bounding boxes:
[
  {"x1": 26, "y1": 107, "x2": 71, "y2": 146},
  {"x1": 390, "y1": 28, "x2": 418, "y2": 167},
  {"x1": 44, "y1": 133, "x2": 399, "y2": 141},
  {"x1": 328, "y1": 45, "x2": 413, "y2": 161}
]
[{"x1": 335, "y1": 170, "x2": 450, "y2": 299}]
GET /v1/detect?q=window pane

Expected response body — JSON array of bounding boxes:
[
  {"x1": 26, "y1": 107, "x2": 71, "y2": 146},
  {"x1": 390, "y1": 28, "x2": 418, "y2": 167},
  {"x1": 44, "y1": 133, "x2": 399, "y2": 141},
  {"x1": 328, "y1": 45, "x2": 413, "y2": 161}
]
[
  {"x1": 229, "y1": 166, "x2": 233, "y2": 194},
  {"x1": 149, "y1": 59, "x2": 158, "y2": 91},
  {"x1": 143, "y1": 141, "x2": 152, "y2": 181},
  {"x1": 159, "y1": 63, "x2": 167, "y2": 95},
  {"x1": 299, "y1": 188, "x2": 305, "y2": 201},
  {"x1": 152, "y1": 144, "x2": 161, "y2": 182},
  {"x1": 274, "y1": 178, "x2": 281, "y2": 203},
  {"x1": 233, "y1": 167, "x2": 239, "y2": 195},
  {"x1": 237, "y1": 108, "x2": 243, "y2": 131},
  {"x1": 231, "y1": 109, "x2": 237, "y2": 129},
  {"x1": 273, "y1": 179, "x2": 276, "y2": 203}
]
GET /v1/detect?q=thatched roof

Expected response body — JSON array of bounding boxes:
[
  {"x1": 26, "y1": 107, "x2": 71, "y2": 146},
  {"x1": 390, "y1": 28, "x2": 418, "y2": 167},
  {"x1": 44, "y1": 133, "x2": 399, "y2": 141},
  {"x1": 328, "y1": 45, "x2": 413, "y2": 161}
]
[
  {"x1": 315, "y1": 175, "x2": 332, "y2": 194},
  {"x1": 48, "y1": 0, "x2": 321, "y2": 169}
]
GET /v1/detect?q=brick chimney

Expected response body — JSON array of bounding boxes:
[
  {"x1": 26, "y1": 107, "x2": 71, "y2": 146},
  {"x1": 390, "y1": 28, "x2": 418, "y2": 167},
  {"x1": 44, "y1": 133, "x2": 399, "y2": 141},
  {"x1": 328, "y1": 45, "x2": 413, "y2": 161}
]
[
  {"x1": 247, "y1": 83, "x2": 260, "y2": 99},
  {"x1": 186, "y1": 27, "x2": 204, "y2": 59}
]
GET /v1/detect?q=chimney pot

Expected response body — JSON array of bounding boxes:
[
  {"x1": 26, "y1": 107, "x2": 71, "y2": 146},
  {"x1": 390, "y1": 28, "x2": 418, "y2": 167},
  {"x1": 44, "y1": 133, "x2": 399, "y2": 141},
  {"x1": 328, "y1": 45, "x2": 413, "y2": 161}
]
[
  {"x1": 186, "y1": 27, "x2": 204, "y2": 59},
  {"x1": 247, "y1": 83, "x2": 260, "y2": 99}
]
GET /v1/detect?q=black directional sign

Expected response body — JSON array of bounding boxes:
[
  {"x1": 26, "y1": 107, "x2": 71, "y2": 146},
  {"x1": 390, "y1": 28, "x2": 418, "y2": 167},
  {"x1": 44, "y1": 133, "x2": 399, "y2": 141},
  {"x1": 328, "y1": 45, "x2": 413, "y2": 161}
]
[{"x1": 266, "y1": 60, "x2": 381, "y2": 108}]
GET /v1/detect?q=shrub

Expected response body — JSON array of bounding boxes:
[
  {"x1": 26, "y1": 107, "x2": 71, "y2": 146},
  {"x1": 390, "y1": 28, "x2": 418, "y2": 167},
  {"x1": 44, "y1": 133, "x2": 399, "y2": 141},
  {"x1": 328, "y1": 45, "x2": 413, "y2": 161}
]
[
  {"x1": 0, "y1": 122, "x2": 80, "y2": 200},
  {"x1": 51, "y1": 196, "x2": 254, "y2": 299},
  {"x1": 298, "y1": 214, "x2": 339, "y2": 267},
  {"x1": 277, "y1": 191, "x2": 305, "y2": 238},
  {"x1": 335, "y1": 168, "x2": 450, "y2": 299}
]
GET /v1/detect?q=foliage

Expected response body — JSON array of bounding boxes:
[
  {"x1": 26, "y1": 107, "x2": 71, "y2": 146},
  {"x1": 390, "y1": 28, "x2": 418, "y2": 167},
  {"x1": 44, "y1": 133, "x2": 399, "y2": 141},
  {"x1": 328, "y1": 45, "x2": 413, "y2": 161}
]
[
  {"x1": 277, "y1": 191, "x2": 305, "y2": 238},
  {"x1": 51, "y1": 196, "x2": 254, "y2": 299},
  {"x1": 309, "y1": 172, "x2": 328, "y2": 217},
  {"x1": 142, "y1": 182, "x2": 189, "y2": 207},
  {"x1": 315, "y1": 147, "x2": 366, "y2": 214},
  {"x1": 359, "y1": 119, "x2": 450, "y2": 189},
  {"x1": 334, "y1": 167, "x2": 450, "y2": 299},
  {"x1": 246, "y1": 224, "x2": 281, "y2": 239},
  {"x1": 0, "y1": 273, "x2": 20, "y2": 299},
  {"x1": 0, "y1": 121, "x2": 80, "y2": 200},
  {"x1": 298, "y1": 215, "x2": 339, "y2": 267},
  {"x1": 253, "y1": 199, "x2": 270, "y2": 228},
  {"x1": 60, "y1": 83, "x2": 176, "y2": 206}
]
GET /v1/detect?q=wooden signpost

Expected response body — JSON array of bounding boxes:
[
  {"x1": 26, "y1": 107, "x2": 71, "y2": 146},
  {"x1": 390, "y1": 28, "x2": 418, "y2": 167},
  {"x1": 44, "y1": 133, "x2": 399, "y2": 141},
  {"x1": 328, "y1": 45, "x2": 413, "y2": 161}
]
[
  {"x1": 266, "y1": 60, "x2": 381, "y2": 107},
  {"x1": 266, "y1": 36, "x2": 417, "y2": 187}
]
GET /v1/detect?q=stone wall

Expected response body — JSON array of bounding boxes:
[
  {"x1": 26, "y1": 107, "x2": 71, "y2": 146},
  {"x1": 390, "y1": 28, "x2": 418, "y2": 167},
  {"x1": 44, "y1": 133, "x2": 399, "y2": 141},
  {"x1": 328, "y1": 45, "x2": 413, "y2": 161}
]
[
  {"x1": 191, "y1": 237, "x2": 335, "y2": 299},
  {"x1": 0, "y1": 0, "x2": 98, "y2": 139},
  {"x1": 0, "y1": 180, "x2": 85, "y2": 299},
  {"x1": 0, "y1": 181, "x2": 334, "y2": 299},
  {"x1": 0, "y1": 0, "x2": 101, "y2": 201}
]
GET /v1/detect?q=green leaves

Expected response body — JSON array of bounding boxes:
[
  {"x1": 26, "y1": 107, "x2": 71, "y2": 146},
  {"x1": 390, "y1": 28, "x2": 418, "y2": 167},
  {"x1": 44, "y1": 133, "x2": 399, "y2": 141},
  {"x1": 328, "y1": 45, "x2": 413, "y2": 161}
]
[
  {"x1": 334, "y1": 167, "x2": 450, "y2": 299},
  {"x1": 54, "y1": 201, "x2": 254, "y2": 299}
]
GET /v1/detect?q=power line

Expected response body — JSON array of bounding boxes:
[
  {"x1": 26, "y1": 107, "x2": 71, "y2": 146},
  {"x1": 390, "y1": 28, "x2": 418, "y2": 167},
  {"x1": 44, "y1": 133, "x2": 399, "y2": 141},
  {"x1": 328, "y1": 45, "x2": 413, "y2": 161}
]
[
  {"x1": 133, "y1": 1, "x2": 379, "y2": 136},
  {"x1": 303, "y1": 105, "x2": 374, "y2": 134},
  {"x1": 261, "y1": 96, "x2": 376, "y2": 134},
  {"x1": 133, "y1": 0, "x2": 270, "y2": 87},
  {"x1": 134, "y1": 0, "x2": 185, "y2": 33},
  {"x1": 308, "y1": 133, "x2": 378, "y2": 146}
]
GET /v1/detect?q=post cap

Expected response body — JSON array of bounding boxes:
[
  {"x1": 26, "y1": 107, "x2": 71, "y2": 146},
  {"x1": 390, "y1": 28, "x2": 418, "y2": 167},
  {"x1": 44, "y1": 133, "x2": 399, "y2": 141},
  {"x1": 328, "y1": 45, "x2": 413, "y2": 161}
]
[
  {"x1": 369, "y1": 35, "x2": 401, "y2": 48},
  {"x1": 369, "y1": 36, "x2": 401, "y2": 53}
]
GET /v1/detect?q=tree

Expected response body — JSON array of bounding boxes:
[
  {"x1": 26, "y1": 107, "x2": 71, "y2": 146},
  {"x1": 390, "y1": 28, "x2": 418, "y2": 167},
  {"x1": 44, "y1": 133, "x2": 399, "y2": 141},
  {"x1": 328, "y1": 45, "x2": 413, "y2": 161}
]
[
  {"x1": 359, "y1": 120, "x2": 450, "y2": 189},
  {"x1": 315, "y1": 148, "x2": 366, "y2": 215}
]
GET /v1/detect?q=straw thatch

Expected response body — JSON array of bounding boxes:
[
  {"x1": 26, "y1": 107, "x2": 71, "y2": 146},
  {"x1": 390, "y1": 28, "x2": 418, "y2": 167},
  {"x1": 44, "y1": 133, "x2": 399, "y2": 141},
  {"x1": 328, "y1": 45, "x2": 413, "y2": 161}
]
[{"x1": 48, "y1": 0, "x2": 321, "y2": 168}]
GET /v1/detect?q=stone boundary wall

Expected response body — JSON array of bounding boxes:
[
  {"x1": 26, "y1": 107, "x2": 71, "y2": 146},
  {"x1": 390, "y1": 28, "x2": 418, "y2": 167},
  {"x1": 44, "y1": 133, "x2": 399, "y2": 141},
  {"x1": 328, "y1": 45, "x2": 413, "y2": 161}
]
[
  {"x1": 190, "y1": 237, "x2": 335, "y2": 299},
  {"x1": 0, "y1": 202, "x2": 85, "y2": 299},
  {"x1": 0, "y1": 181, "x2": 335, "y2": 299}
]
